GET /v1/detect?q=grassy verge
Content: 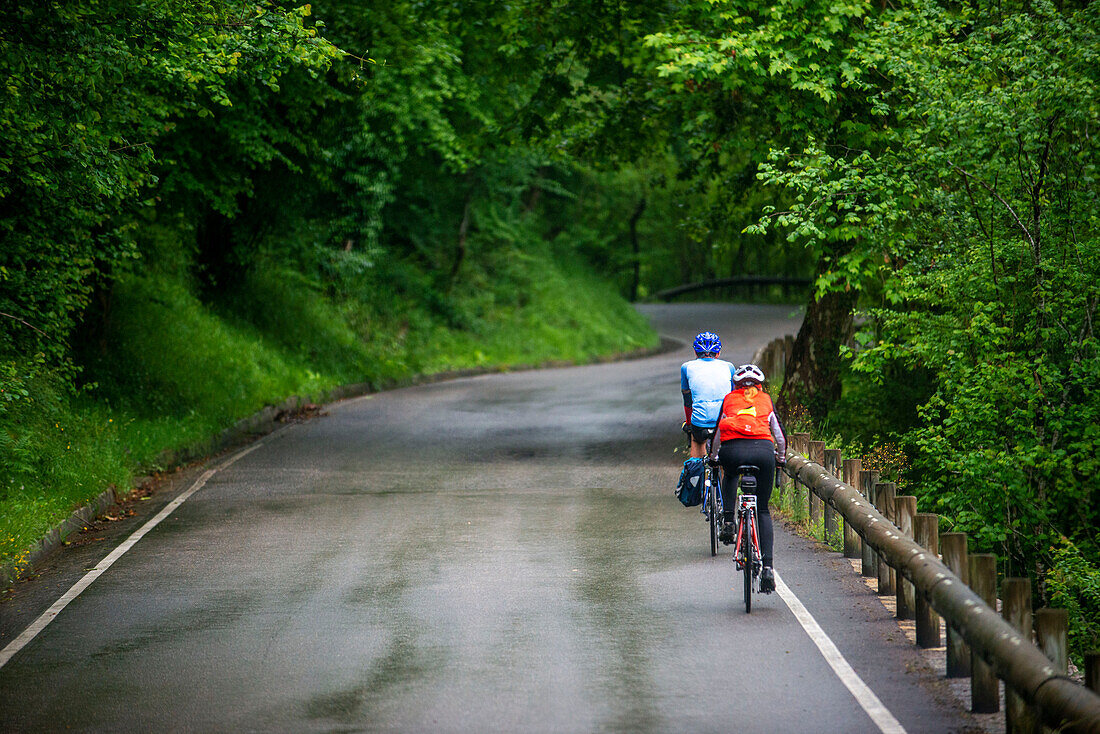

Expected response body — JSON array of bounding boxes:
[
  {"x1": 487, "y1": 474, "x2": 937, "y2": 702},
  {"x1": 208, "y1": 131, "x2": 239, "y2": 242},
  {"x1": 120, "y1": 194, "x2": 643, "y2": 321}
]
[
  {"x1": 0, "y1": 237, "x2": 656, "y2": 575},
  {"x1": 770, "y1": 477, "x2": 846, "y2": 554}
]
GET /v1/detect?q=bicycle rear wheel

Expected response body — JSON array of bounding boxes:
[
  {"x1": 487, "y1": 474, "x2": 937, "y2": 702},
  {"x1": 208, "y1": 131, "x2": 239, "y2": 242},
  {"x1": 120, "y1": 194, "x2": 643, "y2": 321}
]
[
  {"x1": 707, "y1": 469, "x2": 719, "y2": 557},
  {"x1": 743, "y1": 511, "x2": 753, "y2": 613}
]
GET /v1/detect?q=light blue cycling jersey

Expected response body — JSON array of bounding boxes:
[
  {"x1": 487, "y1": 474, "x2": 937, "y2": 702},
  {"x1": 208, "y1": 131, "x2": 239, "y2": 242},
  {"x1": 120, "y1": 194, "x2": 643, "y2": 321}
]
[{"x1": 681, "y1": 357, "x2": 736, "y2": 428}]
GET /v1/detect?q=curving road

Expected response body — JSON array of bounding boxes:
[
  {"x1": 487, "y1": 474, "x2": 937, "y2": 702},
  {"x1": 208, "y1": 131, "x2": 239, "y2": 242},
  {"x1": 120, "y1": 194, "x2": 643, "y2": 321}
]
[{"x1": 0, "y1": 304, "x2": 974, "y2": 733}]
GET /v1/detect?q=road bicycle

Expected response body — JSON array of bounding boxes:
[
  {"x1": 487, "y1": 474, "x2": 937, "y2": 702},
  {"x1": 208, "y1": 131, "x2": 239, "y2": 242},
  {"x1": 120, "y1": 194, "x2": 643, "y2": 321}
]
[
  {"x1": 731, "y1": 464, "x2": 764, "y2": 613},
  {"x1": 701, "y1": 455, "x2": 723, "y2": 556},
  {"x1": 683, "y1": 423, "x2": 724, "y2": 556}
]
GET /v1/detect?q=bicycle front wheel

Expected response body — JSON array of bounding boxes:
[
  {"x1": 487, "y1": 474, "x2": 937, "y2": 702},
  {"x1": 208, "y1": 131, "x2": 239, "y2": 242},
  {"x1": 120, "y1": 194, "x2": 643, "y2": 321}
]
[
  {"x1": 743, "y1": 513, "x2": 753, "y2": 613},
  {"x1": 708, "y1": 470, "x2": 719, "y2": 557}
]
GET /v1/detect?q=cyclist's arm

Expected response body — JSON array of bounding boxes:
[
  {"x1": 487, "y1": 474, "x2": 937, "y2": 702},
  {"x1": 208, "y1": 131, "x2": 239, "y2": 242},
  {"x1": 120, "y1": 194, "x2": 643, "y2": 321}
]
[
  {"x1": 680, "y1": 365, "x2": 692, "y2": 422},
  {"x1": 769, "y1": 412, "x2": 787, "y2": 462}
]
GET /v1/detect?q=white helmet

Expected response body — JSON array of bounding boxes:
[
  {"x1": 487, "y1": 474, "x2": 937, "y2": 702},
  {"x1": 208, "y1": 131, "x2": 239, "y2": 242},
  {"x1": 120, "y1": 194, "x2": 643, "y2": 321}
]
[{"x1": 734, "y1": 363, "x2": 766, "y2": 385}]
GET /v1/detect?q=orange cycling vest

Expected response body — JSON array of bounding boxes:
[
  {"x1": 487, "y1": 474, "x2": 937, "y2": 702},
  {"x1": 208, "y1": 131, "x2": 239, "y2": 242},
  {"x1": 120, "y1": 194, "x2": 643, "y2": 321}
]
[{"x1": 718, "y1": 387, "x2": 775, "y2": 443}]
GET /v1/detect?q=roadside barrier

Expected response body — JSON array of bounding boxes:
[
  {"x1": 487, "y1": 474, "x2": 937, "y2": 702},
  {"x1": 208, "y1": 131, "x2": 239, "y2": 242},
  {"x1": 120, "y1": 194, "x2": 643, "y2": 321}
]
[
  {"x1": 654, "y1": 276, "x2": 811, "y2": 301},
  {"x1": 751, "y1": 336, "x2": 1100, "y2": 732}
]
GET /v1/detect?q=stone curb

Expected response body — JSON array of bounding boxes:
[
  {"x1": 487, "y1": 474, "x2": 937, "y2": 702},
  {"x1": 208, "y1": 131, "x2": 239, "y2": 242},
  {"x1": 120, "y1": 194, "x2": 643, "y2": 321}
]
[
  {"x1": 0, "y1": 488, "x2": 117, "y2": 590},
  {"x1": 0, "y1": 335, "x2": 681, "y2": 590}
]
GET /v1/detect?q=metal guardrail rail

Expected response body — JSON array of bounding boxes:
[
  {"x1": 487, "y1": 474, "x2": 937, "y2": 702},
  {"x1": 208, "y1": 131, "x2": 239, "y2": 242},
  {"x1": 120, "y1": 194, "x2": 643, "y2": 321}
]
[
  {"x1": 653, "y1": 276, "x2": 811, "y2": 301},
  {"x1": 784, "y1": 452, "x2": 1100, "y2": 733}
]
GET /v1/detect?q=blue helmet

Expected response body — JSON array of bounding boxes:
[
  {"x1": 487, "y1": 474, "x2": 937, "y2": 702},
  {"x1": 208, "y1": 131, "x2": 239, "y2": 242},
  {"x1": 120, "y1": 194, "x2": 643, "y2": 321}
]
[{"x1": 692, "y1": 331, "x2": 721, "y2": 356}]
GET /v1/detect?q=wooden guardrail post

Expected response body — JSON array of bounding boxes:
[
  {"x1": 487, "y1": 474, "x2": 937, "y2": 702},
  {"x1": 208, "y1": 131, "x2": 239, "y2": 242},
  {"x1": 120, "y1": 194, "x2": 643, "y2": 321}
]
[
  {"x1": 941, "y1": 532, "x2": 972, "y2": 678},
  {"x1": 1004, "y1": 577, "x2": 1039, "y2": 734},
  {"x1": 859, "y1": 470, "x2": 880, "y2": 578},
  {"x1": 823, "y1": 449, "x2": 841, "y2": 543},
  {"x1": 790, "y1": 433, "x2": 810, "y2": 521},
  {"x1": 1087, "y1": 652, "x2": 1100, "y2": 694},
  {"x1": 895, "y1": 496, "x2": 917, "y2": 620},
  {"x1": 841, "y1": 458, "x2": 862, "y2": 559},
  {"x1": 969, "y1": 553, "x2": 1000, "y2": 713},
  {"x1": 759, "y1": 342, "x2": 770, "y2": 379},
  {"x1": 1035, "y1": 608, "x2": 1069, "y2": 672},
  {"x1": 875, "y1": 483, "x2": 897, "y2": 596},
  {"x1": 914, "y1": 513, "x2": 940, "y2": 647},
  {"x1": 1036, "y1": 608, "x2": 1069, "y2": 734},
  {"x1": 809, "y1": 441, "x2": 825, "y2": 534}
]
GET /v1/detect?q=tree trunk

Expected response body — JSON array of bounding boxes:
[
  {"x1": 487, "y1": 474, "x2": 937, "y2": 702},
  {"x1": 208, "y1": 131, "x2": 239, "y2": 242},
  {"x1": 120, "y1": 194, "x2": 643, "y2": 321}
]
[
  {"x1": 195, "y1": 207, "x2": 240, "y2": 297},
  {"x1": 523, "y1": 166, "x2": 550, "y2": 214},
  {"x1": 777, "y1": 258, "x2": 857, "y2": 422},
  {"x1": 628, "y1": 197, "x2": 646, "y2": 302},
  {"x1": 449, "y1": 191, "x2": 473, "y2": 287}
]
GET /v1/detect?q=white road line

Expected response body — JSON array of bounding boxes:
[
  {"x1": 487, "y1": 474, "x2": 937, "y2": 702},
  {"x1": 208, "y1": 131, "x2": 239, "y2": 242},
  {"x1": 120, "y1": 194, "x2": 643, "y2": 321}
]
[
  {"x1": 774, "y1": 572, "x2": 908, "y2": 734},
  {"x1": 0, "y1": 440, "x2": 270, "y2": 670}
]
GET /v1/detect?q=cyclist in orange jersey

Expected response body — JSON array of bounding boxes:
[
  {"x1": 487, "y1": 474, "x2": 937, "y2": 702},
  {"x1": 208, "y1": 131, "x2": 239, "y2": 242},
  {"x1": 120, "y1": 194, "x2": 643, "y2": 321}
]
[{"x1": 711, "y1": 363, "x2": 786, "y2": 592}]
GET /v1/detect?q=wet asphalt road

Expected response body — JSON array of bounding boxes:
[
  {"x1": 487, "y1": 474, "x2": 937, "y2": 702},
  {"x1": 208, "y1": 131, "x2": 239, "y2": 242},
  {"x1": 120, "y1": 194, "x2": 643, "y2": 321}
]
[{"x1": 0, "y1": 304, "x2": 974, "y2": 733}]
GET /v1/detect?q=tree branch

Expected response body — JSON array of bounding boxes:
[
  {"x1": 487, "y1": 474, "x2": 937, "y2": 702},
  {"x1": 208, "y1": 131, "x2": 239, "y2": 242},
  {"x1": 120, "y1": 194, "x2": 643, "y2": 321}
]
[
  {"x1": 0, "y1": 311, "x2": 52, "y2": 340},
  {"x1": 949, "y1": 162, "x2": 1036, "y2": 252}
]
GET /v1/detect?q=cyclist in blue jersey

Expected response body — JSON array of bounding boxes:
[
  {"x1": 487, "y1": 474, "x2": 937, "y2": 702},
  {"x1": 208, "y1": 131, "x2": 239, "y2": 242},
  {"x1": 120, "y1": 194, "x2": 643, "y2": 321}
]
[{"x1": 681, "y1": 332, "x2": 736, "y2": 459}]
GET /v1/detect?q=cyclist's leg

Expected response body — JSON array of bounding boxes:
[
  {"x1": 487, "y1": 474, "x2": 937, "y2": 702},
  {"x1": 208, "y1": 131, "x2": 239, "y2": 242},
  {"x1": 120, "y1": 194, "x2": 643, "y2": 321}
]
[
  {"x1": 729, "y1": 439, "x2": 778, "y2": 592},
  {"x1": 741, "y1": 440, "x2": 776, "y2": 563},
  {"x1": 713, "y1": 435, "x2": 738, "y2": 544},
  {"x1": 716, "y1": 441, "x2": 742, "y2": 529},
  {"x1": 687, "y1": 424, "x2": 712, "y2": 459},
  {"x1": 719, "y1": 439, "x2": 776, "y2": 561}
]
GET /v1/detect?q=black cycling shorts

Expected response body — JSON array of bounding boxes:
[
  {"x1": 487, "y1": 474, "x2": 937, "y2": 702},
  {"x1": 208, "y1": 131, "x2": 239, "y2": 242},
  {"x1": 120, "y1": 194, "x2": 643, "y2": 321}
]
[{"x1": 686, "y1": 424, "x2": 716, "y2": 445}]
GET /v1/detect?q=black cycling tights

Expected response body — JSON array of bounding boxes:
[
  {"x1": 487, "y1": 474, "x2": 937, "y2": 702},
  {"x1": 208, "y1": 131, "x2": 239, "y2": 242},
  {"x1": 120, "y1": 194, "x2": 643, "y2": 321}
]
[{"x1": 718, "y1": 438, "x2": 776, "y2": 567}]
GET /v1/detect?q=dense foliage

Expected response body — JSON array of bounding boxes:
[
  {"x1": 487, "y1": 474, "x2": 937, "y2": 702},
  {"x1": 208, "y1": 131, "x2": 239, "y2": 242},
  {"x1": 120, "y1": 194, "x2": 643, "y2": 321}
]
[
  {"x1": 717, "y1": 0, "x2": 1100, "y2": 656},
  {"x1": 0, "y1": 1, "x2": 337, "y2": 361}
]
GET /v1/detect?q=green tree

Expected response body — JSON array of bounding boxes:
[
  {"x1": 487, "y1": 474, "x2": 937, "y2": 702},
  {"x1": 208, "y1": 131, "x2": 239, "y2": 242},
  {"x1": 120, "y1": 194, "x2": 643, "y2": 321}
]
[
  {"x1": 641, "y1": 0, "x2": 878, "y2": 416},
  {"x1": 0, "y1": 0, "x2": 339, "y2": 388},
  {"x1": 748, "y1": 0, "x2": 1100, "y2": 586}
]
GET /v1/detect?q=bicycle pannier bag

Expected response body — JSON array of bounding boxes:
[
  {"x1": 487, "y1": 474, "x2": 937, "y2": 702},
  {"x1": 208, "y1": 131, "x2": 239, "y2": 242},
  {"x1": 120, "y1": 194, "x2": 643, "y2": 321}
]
[{"x1": 676, "y1": 457, "x2": 705, "y2": 507}]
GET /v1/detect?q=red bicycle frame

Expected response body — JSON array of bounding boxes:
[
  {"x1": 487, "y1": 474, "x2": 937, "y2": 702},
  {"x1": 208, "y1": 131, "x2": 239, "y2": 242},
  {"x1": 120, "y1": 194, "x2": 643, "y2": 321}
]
[{"x1": 732, "y1": 493, "x2": 760, "y2": 570}]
